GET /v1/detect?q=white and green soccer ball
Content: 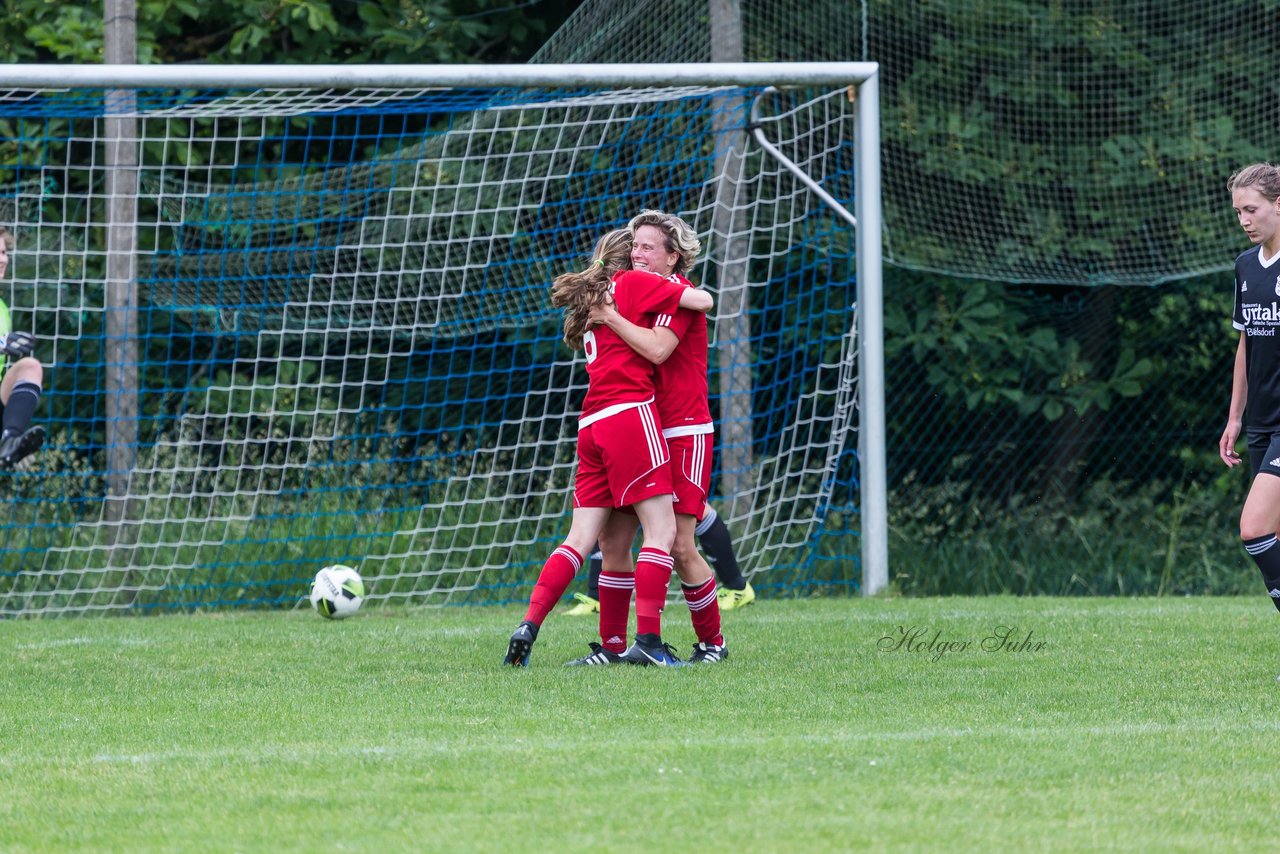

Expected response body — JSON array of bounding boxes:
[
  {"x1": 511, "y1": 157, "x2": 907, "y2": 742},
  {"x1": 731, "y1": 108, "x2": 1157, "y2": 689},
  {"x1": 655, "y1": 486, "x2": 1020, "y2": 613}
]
[{"x1": 310, "y1": 565, "x2": 364, "y2": 619}]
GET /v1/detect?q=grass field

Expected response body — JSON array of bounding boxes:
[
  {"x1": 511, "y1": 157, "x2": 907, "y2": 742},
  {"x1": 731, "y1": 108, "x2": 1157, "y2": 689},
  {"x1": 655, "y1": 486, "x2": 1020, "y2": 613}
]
[{"x1": 2, "y1": 596, "x2": 1276, "y2": 852}]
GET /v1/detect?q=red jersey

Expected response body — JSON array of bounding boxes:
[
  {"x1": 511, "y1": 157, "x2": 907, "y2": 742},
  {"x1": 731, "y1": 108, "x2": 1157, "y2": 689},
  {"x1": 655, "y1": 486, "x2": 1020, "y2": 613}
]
[
  {"x1": 579, "y1": 270, "x2": 688, "y2": 427},
  {"x1": 653, "y1": 273, "x2": 713, "y2": 437}
]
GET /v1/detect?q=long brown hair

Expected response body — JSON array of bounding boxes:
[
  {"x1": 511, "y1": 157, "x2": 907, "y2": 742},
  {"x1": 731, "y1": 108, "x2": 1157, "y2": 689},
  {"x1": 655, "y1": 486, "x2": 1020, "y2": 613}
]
[{"x1": 550, "y1": 229, "x2": 632, "y2": 349}]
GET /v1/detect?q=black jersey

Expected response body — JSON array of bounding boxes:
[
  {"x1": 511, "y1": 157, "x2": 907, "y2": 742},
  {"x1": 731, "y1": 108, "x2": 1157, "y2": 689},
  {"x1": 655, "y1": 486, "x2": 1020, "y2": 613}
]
[{"x1": 1233, "y1": 245, "x2": 1280, "y2": 431}]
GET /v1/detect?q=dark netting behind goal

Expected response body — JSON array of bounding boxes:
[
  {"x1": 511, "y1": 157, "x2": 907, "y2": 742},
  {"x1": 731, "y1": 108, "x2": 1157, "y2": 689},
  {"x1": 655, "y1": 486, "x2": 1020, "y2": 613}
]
[
  {"x1": 541, "y1": 0, "x2": 1264, "y2": 283},
  {"x1": 536, "y1": 0, "x2": 1275, "y2": 593}
]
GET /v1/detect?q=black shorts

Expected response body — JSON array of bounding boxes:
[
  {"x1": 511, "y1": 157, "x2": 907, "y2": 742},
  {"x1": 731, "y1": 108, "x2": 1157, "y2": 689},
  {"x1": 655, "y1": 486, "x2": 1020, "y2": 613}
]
[{"x1": 1247, "y1": 431, "x2": 1280, "y2": 479}]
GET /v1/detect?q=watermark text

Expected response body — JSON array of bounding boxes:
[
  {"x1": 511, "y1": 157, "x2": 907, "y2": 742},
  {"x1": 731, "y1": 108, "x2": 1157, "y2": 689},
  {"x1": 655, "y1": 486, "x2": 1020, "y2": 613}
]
[{"x1": 877, "y1": 625, "x2": 1047, "y2": 661}]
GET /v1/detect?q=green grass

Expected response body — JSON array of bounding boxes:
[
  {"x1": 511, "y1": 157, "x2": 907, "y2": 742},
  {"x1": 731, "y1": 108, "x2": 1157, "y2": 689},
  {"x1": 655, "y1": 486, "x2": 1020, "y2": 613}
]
[{"x1": 1, "y1": 597, "x2": 1276, "y2": 851}]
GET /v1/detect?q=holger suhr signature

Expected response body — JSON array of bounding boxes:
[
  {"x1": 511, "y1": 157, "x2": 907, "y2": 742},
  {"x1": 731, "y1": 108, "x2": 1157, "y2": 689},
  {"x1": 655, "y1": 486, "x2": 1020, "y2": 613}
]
[{"x1": 877, "y1": 625, "x2": 1047, "y2": 662}]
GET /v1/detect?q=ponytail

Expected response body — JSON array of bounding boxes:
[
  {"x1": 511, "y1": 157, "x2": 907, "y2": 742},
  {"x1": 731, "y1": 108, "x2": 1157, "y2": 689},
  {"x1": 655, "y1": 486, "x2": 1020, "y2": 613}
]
[{"x1": 550, "y1": 229, "x2": 633, "y2": 349}]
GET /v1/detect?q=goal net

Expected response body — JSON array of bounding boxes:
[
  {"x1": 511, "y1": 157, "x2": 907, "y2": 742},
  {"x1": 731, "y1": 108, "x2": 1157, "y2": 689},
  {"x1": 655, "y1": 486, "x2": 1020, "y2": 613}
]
[
  {"x1": 536, "y1": 1, "x2": 1280, "y2": 593},
  {"x1": 542, "y1": 0, "x2": 1259, "y2": 285},
  {"x1": 0, "y1": 66, "x2": 876, "y2": 614}
]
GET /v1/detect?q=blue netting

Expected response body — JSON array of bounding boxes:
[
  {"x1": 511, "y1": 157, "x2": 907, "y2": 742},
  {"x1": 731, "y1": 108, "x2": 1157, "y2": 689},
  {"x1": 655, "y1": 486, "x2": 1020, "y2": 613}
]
[{"x1": 0, "y1": 84, "x2": 862, "y2": 614}]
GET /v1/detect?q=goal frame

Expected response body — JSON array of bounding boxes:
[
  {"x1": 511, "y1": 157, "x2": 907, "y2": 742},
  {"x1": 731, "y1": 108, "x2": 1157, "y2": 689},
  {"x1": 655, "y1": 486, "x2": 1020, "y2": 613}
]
[{"x1": 0, "y1": 61, "x2": 887, "y2": 596}]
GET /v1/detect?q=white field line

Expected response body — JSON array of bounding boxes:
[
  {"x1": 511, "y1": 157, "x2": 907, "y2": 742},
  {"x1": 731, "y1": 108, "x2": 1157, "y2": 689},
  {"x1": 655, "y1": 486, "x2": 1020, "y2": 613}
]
[
  {"x1": 13, "y1": 636, "x2": 155, "y2": 651},
  {"x1": 7, "y1": 623, "x2": 493, "y2": 652},
  {"x1": 1, "y1": 720, "x2": 1275, "y2": 769}
]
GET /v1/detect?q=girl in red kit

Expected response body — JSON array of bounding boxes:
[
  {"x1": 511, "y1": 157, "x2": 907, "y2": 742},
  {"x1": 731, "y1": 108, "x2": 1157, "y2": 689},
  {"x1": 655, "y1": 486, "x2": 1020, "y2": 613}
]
[
  {"x1": 579, "y1": 210, "x2": 727, "y2": 667},
  {"x1": 503, "y1": 229, "x2": 711, "y2": 667}
]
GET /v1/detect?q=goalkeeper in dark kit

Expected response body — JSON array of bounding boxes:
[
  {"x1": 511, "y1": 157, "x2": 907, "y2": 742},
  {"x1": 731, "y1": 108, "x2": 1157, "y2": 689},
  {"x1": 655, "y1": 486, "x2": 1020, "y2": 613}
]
[{"x1": 0, "y1": 228, "x2": 45, "y2": 470}]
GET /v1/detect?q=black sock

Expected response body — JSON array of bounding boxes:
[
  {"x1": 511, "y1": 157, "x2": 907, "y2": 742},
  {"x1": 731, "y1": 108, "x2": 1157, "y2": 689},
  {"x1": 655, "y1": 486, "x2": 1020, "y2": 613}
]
[
  {"x1": 696, "y1": 507, "x2": 745, "y2": 590},
  {"x1": 2, "y1": 381, "x2": 41, "y2": 438},
  {"x1": 588, "y1": 549, "x2": 602, "y2": 600},
  {"x1": 1243, "y1": 534, "x2": 1280, "y2": 614}
]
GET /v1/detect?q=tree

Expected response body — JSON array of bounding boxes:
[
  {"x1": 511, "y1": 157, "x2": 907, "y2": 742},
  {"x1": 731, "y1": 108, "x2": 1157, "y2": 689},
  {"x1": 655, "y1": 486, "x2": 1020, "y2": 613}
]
[{"x1": 1, "y1": 0, "x2": 581, "y2": 65}]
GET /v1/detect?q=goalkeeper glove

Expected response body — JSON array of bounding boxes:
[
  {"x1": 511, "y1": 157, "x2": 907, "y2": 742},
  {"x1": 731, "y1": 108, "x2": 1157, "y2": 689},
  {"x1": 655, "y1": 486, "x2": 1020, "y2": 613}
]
[{"x1": 0, "y1": 330, "x2": 35, "y2": 360}]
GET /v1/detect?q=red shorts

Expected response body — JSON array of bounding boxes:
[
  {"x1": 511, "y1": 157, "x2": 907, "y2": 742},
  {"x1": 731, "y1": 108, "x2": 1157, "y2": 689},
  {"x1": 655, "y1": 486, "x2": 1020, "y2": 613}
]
[
  {"x1": 574, "y1": 403, "x2": 672, "y2": 509},
  {"x1": 665, "y1": 432, "x2": 712, "y2": 520}
]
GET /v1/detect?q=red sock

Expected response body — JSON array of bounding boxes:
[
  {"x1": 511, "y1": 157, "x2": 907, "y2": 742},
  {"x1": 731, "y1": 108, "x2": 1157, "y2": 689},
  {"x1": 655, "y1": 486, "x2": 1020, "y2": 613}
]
[
  {"x1": 523, "y1": 545, "x2": 582, "y2": 625},
  {"x1": 682, "y1": 577, "x2": 723, "y2": 646},
  {"x1": 634, "y1": 547, "x2": 674, "y2": 637},
  {"x1": 597, "y1": 571, "x2": 634, "y2": 653}
]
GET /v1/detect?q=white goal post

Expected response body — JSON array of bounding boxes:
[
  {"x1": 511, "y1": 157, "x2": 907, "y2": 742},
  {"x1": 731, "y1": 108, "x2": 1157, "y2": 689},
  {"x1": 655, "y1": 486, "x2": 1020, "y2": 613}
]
[{"x1": 0, "y1": 62, "x2": 885, "y2": 613}]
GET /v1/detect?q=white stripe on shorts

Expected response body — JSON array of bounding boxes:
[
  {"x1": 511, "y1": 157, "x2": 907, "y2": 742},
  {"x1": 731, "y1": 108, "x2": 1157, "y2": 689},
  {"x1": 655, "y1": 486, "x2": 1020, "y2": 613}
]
[
  {"x1": 638, "y1": 404, "x2": 666, "y2": 469},
  {"x1": 578, "y1": 397, "x2": 655, "y2": 430},
  {"x1": 662, "y1": 421, "x2": 714, "y2": 438},
  {"x1": 689, "y1": 434, "x2": 708, "y2": 490}
]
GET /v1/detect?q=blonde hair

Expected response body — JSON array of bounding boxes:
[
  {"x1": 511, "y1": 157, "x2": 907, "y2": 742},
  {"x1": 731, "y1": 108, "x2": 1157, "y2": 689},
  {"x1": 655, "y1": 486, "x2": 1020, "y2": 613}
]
[
  {"x1": 627, "y1": 209, "x2": 701, "y2": 276},
  {"x1": 550, "y1": 229, "x2": 632, "y2": 350},
  {"x1": 1228, "y1": 163, "x2": 1280, "y2": 202}
]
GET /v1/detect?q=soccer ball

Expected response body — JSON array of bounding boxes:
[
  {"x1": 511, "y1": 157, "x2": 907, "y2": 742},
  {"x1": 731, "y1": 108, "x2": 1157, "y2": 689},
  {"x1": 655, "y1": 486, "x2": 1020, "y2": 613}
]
[{"x1": 310, "y1": 565, "x2": 364, "y2": 619}]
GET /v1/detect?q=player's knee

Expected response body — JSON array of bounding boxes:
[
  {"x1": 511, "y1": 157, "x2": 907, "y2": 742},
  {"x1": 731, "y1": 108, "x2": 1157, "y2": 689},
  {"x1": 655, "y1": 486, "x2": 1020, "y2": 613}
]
[
  {"x1": 669, "y1": 531, "x2": 699, "y2": 564},
  {"x1": 1240, "y1": 514, "x2": 1275, "y2": 542},
  {"x1": 597, "y1": 528, "x2": 630, "y2": 556},
  {"x1": 640, "y1": 522, "x2": 676, "y2": 554},
  {"x1": 10, "y1": 357, "x2": 43, "y2": 383},
  {"x1": 598, "y1": 542, "x2": 632, "y2": 567},
  {"x1": 562, "y1": 532, "x2": 597, "y2": 557}
]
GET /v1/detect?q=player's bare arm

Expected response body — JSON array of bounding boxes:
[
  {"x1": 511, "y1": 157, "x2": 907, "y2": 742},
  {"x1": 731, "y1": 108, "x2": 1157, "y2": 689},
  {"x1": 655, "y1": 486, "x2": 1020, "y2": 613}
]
[
  {"x1": 677, "y1": 288, "x2": 712, "y2": 313},
  {"x1": 589, "y1": 302, "x2": 680, "y2": 364},
  {"x1": 1220, "y1": 332, "x2": 1247, "y2": 468}
]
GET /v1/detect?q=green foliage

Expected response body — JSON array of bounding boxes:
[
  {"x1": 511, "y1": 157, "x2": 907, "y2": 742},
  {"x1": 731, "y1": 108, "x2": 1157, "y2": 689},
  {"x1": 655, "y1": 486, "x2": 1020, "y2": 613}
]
[
  {"x1": 869, "y1": 0, "x2": 1270, "y2": 281},
  {"x1": 889, "y1": 473, "x2": 1249, "y2": 596},
  {"x1": 21, "y1": 4, "x2": 103, "y2": 61},
  {"x1": 885, "y1": 271, "x2": 1159, "y2": 424},
  {"x1": 0, "y1": 0, "x2": 569, "y2": 65}
]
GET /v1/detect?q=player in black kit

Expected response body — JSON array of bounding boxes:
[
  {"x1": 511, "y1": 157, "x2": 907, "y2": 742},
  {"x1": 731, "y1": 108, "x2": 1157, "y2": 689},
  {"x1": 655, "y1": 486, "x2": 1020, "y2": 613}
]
[{"x1": 1221, "y1": 163, "x2": 1280, "y2": 625}]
